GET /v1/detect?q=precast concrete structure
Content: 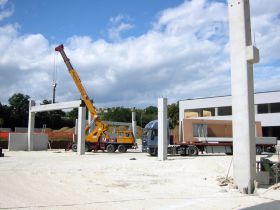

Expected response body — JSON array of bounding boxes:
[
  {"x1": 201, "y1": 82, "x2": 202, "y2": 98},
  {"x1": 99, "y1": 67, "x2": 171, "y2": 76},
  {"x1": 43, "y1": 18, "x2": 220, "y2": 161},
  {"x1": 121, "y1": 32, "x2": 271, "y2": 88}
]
[
  {"x1": 228, "y1": 0, "x2": 259, "y2": 194},
  {"x1": 9, "y1": 133, "x2": 48, "y2": 151},
  {"x1": 158, "y1": 98, "x2": 168, "y2": 161},
  {"x1": 28, "y1": 100, "x2": 86, "y2": 155}
]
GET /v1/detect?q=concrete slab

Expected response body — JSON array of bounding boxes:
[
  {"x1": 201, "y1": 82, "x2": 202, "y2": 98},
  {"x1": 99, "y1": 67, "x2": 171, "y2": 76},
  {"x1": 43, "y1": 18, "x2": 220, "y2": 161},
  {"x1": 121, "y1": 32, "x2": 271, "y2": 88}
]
[
  {"x1": 9, "y1": 133, "x2": 28, "y2": 151},
  {"x1": 9, "y1": 133, "x2": 48, "y2": 151}
]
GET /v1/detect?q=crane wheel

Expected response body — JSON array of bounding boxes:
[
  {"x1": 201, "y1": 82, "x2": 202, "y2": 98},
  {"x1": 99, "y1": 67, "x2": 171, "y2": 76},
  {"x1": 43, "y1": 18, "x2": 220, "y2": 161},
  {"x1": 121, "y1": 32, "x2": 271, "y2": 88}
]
[
  {"x1": 85, "y1": 143, "x2": 90, "y2": 152},
  {"x1": 118, "y1": 144, "x2": 127, "y2": 153},
  {"x1": 187, "y1": 146, "x2": 199, "y2": 156},
  {"x1": 106, "y1": 144, "x2": 116, "y2": 153},
  {"x1": 72, "y1": 143, "x2": 77, "y2": 152}
]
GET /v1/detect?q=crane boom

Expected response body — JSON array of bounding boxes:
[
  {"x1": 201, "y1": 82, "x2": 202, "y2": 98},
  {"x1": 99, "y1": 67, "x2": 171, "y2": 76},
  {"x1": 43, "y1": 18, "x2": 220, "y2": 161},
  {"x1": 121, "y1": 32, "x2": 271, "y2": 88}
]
[{"x1": 55, "y1": 44, "x2": 109, "y2": 143}]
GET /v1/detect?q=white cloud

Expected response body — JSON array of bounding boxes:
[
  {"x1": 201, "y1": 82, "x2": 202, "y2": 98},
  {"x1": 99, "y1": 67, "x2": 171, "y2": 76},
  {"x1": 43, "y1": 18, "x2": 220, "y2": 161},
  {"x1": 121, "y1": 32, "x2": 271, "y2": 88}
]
[
  {"x1": 0, "y1": 0, "x2": 13, "y2": 21},
  {"x1": 107, "y1": 14, "x2": 134, "y2": 41},
  {"x1": 0, "y1": 0, "x2": 8, "y2": 8},
  {"x1": 0, "y1": 0, "x2": 280, "y2": 108}
]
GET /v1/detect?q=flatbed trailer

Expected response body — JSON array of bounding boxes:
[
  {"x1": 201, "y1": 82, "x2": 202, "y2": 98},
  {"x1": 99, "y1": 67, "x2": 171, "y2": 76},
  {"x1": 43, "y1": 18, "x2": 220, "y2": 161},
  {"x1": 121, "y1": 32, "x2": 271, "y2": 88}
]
[
  {"x1": 148, "y1": 139, "x2": 277, "y2": 156},
  {"x1": 144, "y1": 120, "x2": 277, "y2": 156}
]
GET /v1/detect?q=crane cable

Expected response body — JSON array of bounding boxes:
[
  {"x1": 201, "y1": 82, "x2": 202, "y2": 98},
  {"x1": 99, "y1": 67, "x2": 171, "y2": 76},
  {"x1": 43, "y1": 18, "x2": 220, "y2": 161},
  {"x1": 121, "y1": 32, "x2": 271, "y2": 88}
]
[{"x1": 53, "y1": 51, "x2": 58, "y2": 85}]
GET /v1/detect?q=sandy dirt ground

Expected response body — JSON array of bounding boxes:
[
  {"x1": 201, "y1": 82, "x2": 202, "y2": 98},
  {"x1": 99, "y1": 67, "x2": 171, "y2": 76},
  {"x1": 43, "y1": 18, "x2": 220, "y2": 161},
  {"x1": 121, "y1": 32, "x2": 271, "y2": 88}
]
[{"x1": 0, "y1": 150, "x2": 279, "y2": 210}]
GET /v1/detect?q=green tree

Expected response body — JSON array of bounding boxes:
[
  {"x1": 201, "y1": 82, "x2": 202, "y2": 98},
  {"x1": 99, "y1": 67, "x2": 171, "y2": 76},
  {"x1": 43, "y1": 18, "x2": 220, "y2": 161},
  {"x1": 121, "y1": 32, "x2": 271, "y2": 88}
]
[
  {"x1": 0, "y1": 102, "x2": 11, "y2": 128},
  {"x1": 168, "y1": 102, "x2": 179, "y2": 129},
  {"x1": 8, "y1": 93, "x2": 30, "y2": 128},
  {"x1": 136, "y1": 106, "x2": 158, "y2": 128},
  {"x1": 66, "y1": 108, "x2": 78, "y2": 120},
  {"x1": 101, "y1": 107, "x2": 131, "y2": 122}
]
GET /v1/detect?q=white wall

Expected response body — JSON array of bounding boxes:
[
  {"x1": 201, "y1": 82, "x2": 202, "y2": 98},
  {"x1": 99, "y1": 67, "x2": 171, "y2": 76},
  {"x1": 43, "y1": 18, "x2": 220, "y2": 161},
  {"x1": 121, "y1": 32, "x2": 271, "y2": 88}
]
[
  {"x1": 179, "y1": 91, "x2": 280, "y2": 127},
  {"x1": 9, "y1": 133, "x2": 48, "y2": 151}
]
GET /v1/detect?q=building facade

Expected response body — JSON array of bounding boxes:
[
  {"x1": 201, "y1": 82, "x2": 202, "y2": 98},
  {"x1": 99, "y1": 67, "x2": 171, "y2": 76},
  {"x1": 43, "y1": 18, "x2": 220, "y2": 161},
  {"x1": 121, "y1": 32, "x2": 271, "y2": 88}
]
[{"x1": 179, "y1": 91, "x2": 280, "y2": 140}]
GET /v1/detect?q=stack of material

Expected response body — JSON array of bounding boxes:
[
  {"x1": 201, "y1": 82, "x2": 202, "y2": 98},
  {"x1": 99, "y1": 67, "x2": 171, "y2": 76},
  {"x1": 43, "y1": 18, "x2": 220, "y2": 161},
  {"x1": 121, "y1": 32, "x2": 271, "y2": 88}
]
[{"x1": 182, "y1": 119, "x2": 263, "y2": 143}]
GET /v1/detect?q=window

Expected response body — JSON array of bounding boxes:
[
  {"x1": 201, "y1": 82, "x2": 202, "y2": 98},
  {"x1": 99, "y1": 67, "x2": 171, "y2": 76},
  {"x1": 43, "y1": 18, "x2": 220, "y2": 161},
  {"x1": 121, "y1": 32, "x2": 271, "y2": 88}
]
[
  {"x1": 218, "y1": 106, "x2": 232, "y2": 116},
  {"x1": 257, "y1": 104, "x2": 269, "y2": 114},
  {"x1": 271, "y1": 103, "x2": 280, "y2": 113}
]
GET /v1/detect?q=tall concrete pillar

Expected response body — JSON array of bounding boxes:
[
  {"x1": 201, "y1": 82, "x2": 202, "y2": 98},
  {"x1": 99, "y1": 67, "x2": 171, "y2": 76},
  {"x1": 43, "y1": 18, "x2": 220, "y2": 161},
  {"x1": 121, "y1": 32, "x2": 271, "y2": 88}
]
[
  {"x1": 158, "y1": 98, "x2": 168, "y2": 161},
  {"x1": 228, "y1": 0, "x2": 259, "y2": 194},
  {"x1": 132, "y1": 108, "x2": 137, "y2": 138},
  {"x1": 254, "y1": 105, "x2": 258, "y2": 114},
  {"x1": 215, "y1": 107, "x2": 219, "y2": 116},
  {"x1": 28, "y1": 100, "x2": 35, "y2": 151},
  {"x1": 77, "y1": 106, "x2": 86, "y2": 155}
]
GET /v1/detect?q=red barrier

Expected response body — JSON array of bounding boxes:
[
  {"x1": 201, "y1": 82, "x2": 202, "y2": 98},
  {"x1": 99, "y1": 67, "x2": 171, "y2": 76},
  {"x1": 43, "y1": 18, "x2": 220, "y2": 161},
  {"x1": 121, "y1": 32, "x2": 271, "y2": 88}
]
[
  {"x1": 0, "y1": 132, "x2": 9, "y2": 140},
  {"x1": 0, "y1": 131, "x2": 74, "y2": 141}
]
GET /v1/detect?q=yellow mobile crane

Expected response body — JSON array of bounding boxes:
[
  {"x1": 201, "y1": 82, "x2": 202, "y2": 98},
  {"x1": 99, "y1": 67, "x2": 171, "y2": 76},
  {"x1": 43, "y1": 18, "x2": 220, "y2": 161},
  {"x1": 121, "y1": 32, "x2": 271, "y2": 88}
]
[{"x1": 55, "y1": 44, "x2": 135, "y2": 153}]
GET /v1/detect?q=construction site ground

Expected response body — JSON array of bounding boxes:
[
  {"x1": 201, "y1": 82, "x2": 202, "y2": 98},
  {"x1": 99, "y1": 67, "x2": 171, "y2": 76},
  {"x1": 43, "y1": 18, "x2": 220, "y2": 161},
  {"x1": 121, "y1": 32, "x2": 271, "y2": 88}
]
[{"x1": 0, "y1": 150, "x2": 279, "y2": 210}]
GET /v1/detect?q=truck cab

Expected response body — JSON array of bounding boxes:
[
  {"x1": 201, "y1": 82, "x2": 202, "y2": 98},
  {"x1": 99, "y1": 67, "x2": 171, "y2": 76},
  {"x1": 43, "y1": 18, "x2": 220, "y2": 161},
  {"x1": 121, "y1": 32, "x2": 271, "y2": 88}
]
[{"x1": 143, "y1": 120, "x2": 172, "y2": 156}]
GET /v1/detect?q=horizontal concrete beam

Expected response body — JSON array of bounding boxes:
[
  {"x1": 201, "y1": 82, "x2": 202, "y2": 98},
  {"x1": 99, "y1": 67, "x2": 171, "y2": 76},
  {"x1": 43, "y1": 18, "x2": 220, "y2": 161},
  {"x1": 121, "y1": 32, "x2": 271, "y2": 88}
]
[
  {"x1": 30, "y1": 100, "x2": 83, "y2": 113},
  {"x1": 103, "y1": 121, "x2": 132, "y2": 127}
]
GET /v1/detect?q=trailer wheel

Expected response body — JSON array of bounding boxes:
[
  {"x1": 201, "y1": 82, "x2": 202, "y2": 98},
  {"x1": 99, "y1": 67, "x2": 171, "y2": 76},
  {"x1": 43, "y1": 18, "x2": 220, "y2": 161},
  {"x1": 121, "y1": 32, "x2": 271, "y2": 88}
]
[
  {"x1": 72, "y1": 143, "x2": 77, "y2": 152},
  {"x1": 106, "y1": 144, "x2": 116, "y2": 153},
  {"x1": 256, "y1": 146, "x2": 263, "y2": 155},
  {"x1": 179, "y1": 147, "x2": 186, "y2": 156},
  {"x1": 187, "y1": 146, "x2": 199, "y2": 156},
  {"x1": 118, "y1": 144, "x2": 127, "y2": 153}
]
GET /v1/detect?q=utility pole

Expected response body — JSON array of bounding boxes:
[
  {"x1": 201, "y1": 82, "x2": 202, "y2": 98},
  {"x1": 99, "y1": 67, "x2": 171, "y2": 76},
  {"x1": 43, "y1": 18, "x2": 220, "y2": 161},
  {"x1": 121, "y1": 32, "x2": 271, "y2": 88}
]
[{"x1": 52, "y1": 81, "x2": 57, "y2": 104}]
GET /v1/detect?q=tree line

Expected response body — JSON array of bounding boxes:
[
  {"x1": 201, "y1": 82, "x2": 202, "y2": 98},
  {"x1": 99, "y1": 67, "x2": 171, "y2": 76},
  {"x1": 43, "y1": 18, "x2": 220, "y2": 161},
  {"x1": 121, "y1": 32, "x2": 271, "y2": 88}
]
[{"x1": 0, "y1": 93, "x2": 179, "y2": 130}]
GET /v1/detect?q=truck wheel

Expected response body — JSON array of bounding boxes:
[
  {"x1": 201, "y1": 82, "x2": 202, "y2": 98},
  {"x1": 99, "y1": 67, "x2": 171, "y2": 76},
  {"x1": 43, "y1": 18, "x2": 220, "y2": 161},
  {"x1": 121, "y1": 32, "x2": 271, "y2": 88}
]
[
  {"x1": 187, "y1": 146, "x2": 199, "y2": 156},
  {"x1": 256, "y1": 146, "x2": 262, "y2": 155},
  {"x1": 118, "y1": 144, "x2": 127, "y2": 153},
  {"x1": 106, "y1": 144, "x2": 116, "y2": 153},
  {"x1": 72, "y1": 143, "x2": 77, "y2": 152}
]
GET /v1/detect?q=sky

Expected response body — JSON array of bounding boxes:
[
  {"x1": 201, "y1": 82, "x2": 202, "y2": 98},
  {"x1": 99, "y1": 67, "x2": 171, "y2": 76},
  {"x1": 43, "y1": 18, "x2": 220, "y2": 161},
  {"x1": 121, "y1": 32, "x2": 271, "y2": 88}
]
[{"x1": 0, "y1": 0, "x2": 279, "y2": 108}]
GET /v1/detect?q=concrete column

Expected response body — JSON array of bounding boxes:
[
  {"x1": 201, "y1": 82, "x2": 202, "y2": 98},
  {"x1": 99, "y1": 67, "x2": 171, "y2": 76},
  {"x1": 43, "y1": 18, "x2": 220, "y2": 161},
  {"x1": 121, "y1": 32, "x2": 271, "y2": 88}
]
[
  {"x1": 267, "y1": 104, "x2": 271, "y2": 113},
  {"x1": 215, "y1": 107, "x2": 219, "y2": 116},
  {"x1": 158, "y1": 98, "x2": 168, "y2": 161},
  {"x1": 77, "y1": 106, "x2": 86, "y2": 155},
  {"x1": 28, "y1": 100, "x2": 35, "y2": 151},
  {"x1": 254, "y1": 105, "x2": 258, "y2": 114},
  {"x1": 132, "y1": 108, "x2": 137, "y2": 138},
  {"x1": 228, "y1": 0, "x2": 259, "y2": 194}
]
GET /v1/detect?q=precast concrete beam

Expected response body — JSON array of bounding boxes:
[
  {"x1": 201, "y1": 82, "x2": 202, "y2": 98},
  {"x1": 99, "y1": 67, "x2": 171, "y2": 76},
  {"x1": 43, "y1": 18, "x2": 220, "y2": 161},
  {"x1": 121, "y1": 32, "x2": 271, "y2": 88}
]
[
  {"x1": 228, "y1": 0, "x2": 258, "y2": 194},
  {"x1": 30, "y1": 100, "x2": 82, "y2": 113},
  {"x1": 158, "y1": 98, "x2": 168, "y2": 161}
]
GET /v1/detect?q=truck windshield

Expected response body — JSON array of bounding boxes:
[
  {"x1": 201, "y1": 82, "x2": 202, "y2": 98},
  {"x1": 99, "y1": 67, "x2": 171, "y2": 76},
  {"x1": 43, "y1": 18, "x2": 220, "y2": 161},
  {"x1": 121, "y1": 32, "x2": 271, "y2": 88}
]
[{"x1": 142, "y1": 129, "x2": 153, "y2": 140}]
